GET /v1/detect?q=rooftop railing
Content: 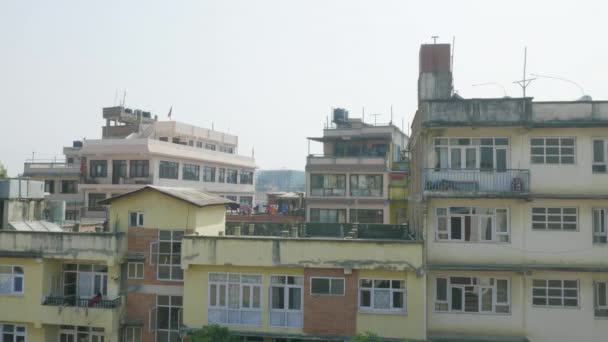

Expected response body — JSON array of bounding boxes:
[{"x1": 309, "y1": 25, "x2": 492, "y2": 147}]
[
  {"x1": 423, "y1": 168, "x2": 530, "y2": 194},
  {"x1": 225, "y1": 221, "x2": 417, "y2": 241}
]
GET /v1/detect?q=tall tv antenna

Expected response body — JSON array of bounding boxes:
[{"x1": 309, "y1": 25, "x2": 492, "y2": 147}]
[
  {"x1": 370, "y1": 114, "x2": 382, "y2": 126},
  {"x1": 513, "y1": 47, "x2": 535, "y2": 98}
]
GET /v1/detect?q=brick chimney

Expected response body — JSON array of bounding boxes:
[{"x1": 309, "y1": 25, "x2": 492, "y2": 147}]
[{"x1": 418, "y1": 44, "x2": 453, "y2": 101}]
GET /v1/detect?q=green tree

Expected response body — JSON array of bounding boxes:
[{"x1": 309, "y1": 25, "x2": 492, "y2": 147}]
[
  {"x1": 0, "y1": 162, "x2": 6, "y2": 178},
  {"x1": 189, "y1": 324, "x2": 239, "y2": 342},
  {"x1": 353, "y1": 332, "x2": 383, "y2": 342}
]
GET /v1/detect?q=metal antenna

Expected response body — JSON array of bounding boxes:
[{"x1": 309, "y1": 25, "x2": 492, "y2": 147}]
[
  {"x1": 513, "y1": 47, "x2": 536, "y2": 98},
  {"x1": 431, "y1": 36, "x2": 439, "y2": 44},
  {"x1": 390, "y1": 106, "x2": 393, "y2": 124},
  {"x1": 530, "y1": 73, "x2": 586, "y2": 98},
  {"x1": 370, "y1": 114, "x2": 381, "y2": 126},
  {"x1": 472, "y1": 82, "x2": 508, "y2": 97}
]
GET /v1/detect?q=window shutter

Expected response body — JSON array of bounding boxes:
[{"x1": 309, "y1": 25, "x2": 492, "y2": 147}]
[
  {"x1": 149, "y1": 241, "x2": 159, "y2": 265},
  {"x1": 148, "y1": 306, "x2": 157, "y2": 332}
]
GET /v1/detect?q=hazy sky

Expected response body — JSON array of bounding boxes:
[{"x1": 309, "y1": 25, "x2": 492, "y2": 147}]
[{"x1": 2, "y1": 0, "x2": 607, "y2": 176}]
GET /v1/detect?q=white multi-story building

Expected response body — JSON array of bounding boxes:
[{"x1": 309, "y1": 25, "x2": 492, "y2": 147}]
[
  {"x1": 24, "y1": 106, "x2": 256, "y2": 220},
  {"x1": 306, "y1": 109, "x2": 408, "y2": 224},
  {"x1": 410, "y1": 43, "x2": 608, "y2": 342}
]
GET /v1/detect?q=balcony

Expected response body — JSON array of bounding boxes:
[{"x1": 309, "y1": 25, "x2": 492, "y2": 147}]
[
  {"x1": 23, "y1": 162, "x2": 81, "y2": 176},
  {"x1": 423, "y1": 168, "x2": 530, "y2": 197},
  {"x1": 0, "y1": 231, "x2": 126, "y2": 264},
  {"x1": 43, "y1": 295, "x2": 121, "y2": 309},
  {"x1": 306, "y1": 154, "x2": 387, "y2": 171}
]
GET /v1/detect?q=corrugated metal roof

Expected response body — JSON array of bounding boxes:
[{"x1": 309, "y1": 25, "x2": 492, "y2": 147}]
[
  {"x1": 99, "y1": 185, "x2": 234, "y2": 208},
  {"x1": 9, "y1": 221, "x2": 64, "y2": 232}
]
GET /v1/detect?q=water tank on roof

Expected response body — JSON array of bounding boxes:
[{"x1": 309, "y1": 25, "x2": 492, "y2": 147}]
[
  {"x1": 73, "y1": 141, "x2": 83, "y2": 148},
  {"x1": 333, "y1": 108, "x2": 349, "y2": 124},
  {"x1": 143, "y1": 111, "x2": 151, "y2": 118}
]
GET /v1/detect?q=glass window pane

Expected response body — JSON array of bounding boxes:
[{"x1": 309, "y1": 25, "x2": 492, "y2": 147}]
[
  {"x1": 289, "y1": 288, "x2": 301, "y2": 310},
  {"x1": 594, "y1": 140, "x2": 605, "y2": 163},
  {"x1": 393, "y1": 291, "x2": 404, "y2": 309},
  {"x1": 360, "y1": 289, "x2": 371, "y2": 307},
  {"x1": 311, "y1": 278, "x2": 329, "y2": 294},
  {"x1": 436, "y1": 278, "x2": 447, "y2": 301},
  {"x1": 331, "y1": 279, "x2": 344, "y2": 295}
]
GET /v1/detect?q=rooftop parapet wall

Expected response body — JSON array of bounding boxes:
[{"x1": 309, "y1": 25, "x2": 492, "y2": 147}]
[
  {"x1": 0, "y1": 231, "x2": 126, "y2": 264},
  {"x1": 417, "y1": 98, "x2": 608, "y2": 128},
  {"x1": 181, "y1": 236, "x2": 423, "y2": 271}
]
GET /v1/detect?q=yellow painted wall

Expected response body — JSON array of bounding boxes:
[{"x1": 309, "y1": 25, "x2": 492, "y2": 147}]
[
  {"x1": 107, "y1": 188, "x2": 225, "y2": 234},
  {"x1": 356, "y1": 269, "x2": 426, "y2": 341},
  {"x1": 183, "y1": 265, "x2": 304, "y2": 335}
]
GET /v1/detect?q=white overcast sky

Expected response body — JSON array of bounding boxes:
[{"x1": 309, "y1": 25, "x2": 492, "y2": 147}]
[{"x1": 1, "y1": 0, "x2": 607, "y2": 176}]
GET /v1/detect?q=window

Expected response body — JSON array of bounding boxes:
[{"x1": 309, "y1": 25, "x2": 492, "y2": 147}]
[
  {"x1": 239, "y1": 197, "x2": 253, "y2": 207},
  {"x1": 531, "y1": 137, "x2": 575, "y2": 164},
  {"x1": 128, "y1": 263, "x2": 144, "y2": 279},
  {"x1": 532, "y1": 279, "x2": 578, "y2": 307},
  {"x1": 88, "y1": 193, "x2": 106, "y2": 210},
  {"x1": 129, "y1": 160, "x2": 149, "y2": 178},
  {"x1": 350, "y1": 174, "x2": 383, "y2": 197},
  {"x1": 60, "y1": 326, "x2": 105, "y2": 342},
  {"x1": 159, "y1": 161, "x2": 178, "y2": 179},
  {"x1": 156, "y1": 231, "x2": 183, "y2": 281},
  {"x1": 218, "y1": 168, "x2": 226, "y2": 183},
  {"x1": 124, "y1": 327, "x2": 142, "y2": 342},
  {"x1": 219, "y1": 145, "x2": 234, "y2": 154},
  {"x1": 205, "y1": 143, "x2": 216, "y2": 151},
  {"x1": 159, "y1": 137, "x2": 169, "y2": 142},
  {"x1": 310, "y1": 277, "x2": 344, "y2": 295},
  {"x1": 208, "y1": 273, "x2": 262, "y2": 326},
  {"x1": 350, "y1": 209, "x2": 383, "y2": 224},
  {"x1": 188, "y1": 140, "x2": 194, "y2": 146},
  {"x1": 436, "y1": 207, "x2": 509, "y2": 242},
  {"x1": 532, "y1": 207, "x2": 577, "y2": 230},
  {"x1": 226, "y1": 169, "x2": 238, "y2": 184},
  {"x1": 240, "y1": 171, "x2": 253, "y2": 185},
  {"x1": 270, "y1": 275, "x2": 303, "y2": 327},
  {"x1": 203, "y1": 166, "x2": 216, "y2": 182},
  {"x1": 0, "y1": 266, "x2": 24, "y2": 295},
  {"x1": 595, "y1": 281, "x2": 608, "y2": 318},
  {"x1": 44, "y1": 180, "x2": 55, "y2": 194},
  {"x1": 593, "y1": 208, "x2": 608, "y2": 243},
  {"x1": 359, "y1": 279, "x2": 405, "y2": 312},
  {"x1": 90, "y1": 160, "x2": 108, "y2": 178},
  {"x1": 182, "y1": 164, "x2": 200, "y2": 181},
  {"x1": 435, "y1": 277, "x2": 510, "y2": 313},
  {"x1": 196, "y1": 141, "x2": 203, "y2": 148},
  {"x1": 156, "y1": 295, "x2": 182, "y2": 342},
  {"x1": 309, "y1": 209, "x2": 346, "y2": 223},
  {"x1": 593, "y1": 139, "x2": 608, "y2": 173},
  {"x1": 434, "y1": 138, "x2": 509, "y2": 171},
  {"x1": 61, "y1": 180, "x2": 77, "y2": 194},
  {"x1": 62, "y1": 264, "x2": 108, "y2": 301},
  {"x1": 0, "y1": 324, "x2": 26, "y2": 342},
  {"x1": 310, "y1": 174, "x2": 346, "y2": 196},
  {"x1": 129, "y1": 212, "x2": 144, "y2": 227}
]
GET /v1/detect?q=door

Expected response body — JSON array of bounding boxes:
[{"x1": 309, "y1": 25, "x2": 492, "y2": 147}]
[{"x1": 112, "y1": 160, "x2": 127, "y2": 184}]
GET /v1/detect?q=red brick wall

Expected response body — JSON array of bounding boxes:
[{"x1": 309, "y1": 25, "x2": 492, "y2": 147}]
[
  {"x1": 127, "y1": 292, "x2": 156, "y2": 342},
  {"x1": 303, "y1": 268, "x2": 358, "y2": 336}
]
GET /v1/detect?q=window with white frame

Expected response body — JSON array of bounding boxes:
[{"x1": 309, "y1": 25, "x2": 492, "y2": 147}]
[
  {"x1": 436, "y1": 207, "x2": 509, "y2": 242},
  {"x1": 0, "y1": 324, "x2": 26, "y2": 342},
  {"x1": 155, "y1": 231, "x2": 183, "y2": 281},
  {"x1": 129, "y1": 212, "x2": 144, "y2": 227},
  {"x1": 155, "y1": 295, "x2": 182, "y2": 342},
  {"x1": 310, "y1": 277, "x2": 344, "y2": 295},
  {"x1": 182, "y1": 163, "x2": 200, "y2": 181},
  {"x1": 359, "y1": 279, "x2": 406, "y2": 313},
  {"x1": 435, "y1": 276, "x2": 510, "y2": 314},
  {"x1": 593, "y1": 208, "x2": 608, "y2": 243},
  {"x1": 62, "y1": 264, "x2": 108, "y2": 302},
  {"x1": 532, "y1": 279, "x2": 578, "y2": 307},
  {"x1": 0, "y1": 266, "x2": 24, "y2": 295},
  {"x1": 59, "y1": 325, "x2": 104, "y2": 342},
  {"x1": 532, "y1": 207, "x2": 577, "y2": 230},
  {"x1": 593, "y1": 139, "x2": 608, "y2": 173},
  {"x1": 208, "y1": 273, "x2": 262, "y2": 326},
  {"x1": 434, "y1": 137, "x2": 509, "y2": 171},
  {"x1": 124, "y1": 327, "x2": 141, "y2": 342},
  {"x1": 128, "y1": 262, "x2": 144, "y2": 279},
  {"x1": 270, "y1": 275, "x2": 303, "y2": 327},
  {"x1": 595, "y1": 281, "x2": 608, "y2": 318},
  {"x1": 530, "y1": 137, "x2": 575, "y2": 164}
]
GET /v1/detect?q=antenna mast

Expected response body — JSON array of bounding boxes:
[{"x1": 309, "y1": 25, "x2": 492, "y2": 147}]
[{"x1": 513, "y1": 47, "x2": 536, "y2": 98}]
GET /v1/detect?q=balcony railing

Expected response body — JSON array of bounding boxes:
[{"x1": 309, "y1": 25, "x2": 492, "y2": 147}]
[
  {"x1": 42, "y1": 295, "x2": 121, "y2": 309},
  {"x1": 423, "y1": 168, "x2": 530, "y2": 194},
  {"x1": 306, "y1": 154, "x2": 387, "y2": 169},
  {"x1": 23, "y1": 162, "x2": 81, "y2": 175},
  {"x1": 225, "y1": 222, "x2": 416, "y2": 241}
]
